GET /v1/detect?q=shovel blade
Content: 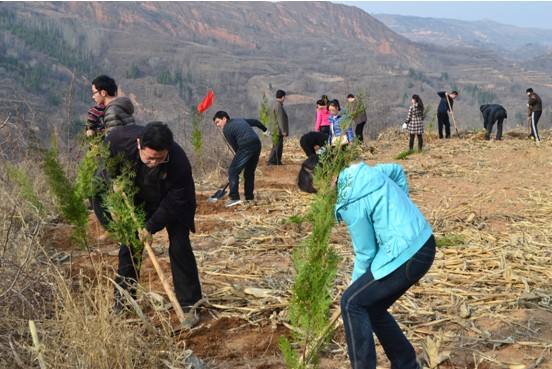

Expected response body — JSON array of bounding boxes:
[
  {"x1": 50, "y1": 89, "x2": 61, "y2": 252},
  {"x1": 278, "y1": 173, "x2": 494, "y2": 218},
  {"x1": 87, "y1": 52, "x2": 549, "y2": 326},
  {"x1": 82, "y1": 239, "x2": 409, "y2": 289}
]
[{"x1": 208, "y1": 189, "x2": 227, "y2": 203}]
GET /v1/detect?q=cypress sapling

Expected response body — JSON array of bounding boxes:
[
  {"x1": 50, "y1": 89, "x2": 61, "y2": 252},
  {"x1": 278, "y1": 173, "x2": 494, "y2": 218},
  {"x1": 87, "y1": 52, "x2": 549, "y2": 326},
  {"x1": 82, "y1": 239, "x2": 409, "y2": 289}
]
[
  {"x1": 280, "y1": 144, "x2": 361, "y2": 368},
  {"x1": 75, "y1": 135, "x2": 110, "y2": 200},
  {"x1": 42, "y1": 137, "x2": 88, "y2": 248},
  {"x1": 101, "y1": 161, "x2": 146, "y2": 255}
]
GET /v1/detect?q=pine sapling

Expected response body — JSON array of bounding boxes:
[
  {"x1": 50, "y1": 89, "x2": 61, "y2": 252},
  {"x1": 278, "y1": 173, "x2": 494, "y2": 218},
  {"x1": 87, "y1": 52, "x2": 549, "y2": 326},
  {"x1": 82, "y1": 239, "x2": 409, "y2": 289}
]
[
  {"x1": 191, "y1": 110, "x2": 203, "y2": 169},
  {"x1": 280, "y1": 143, "x2": 361, "y2": 369},
  {"x1": 260, "y1": 93, "x2": 280, "y2": 146},
  {"x1": 42, "y1": 137, "x2": 88, "y2": 248},
  {"x1": 101, "y1": 161, "x2": 146, "y2": 255},
  {"x1": 75, "y1": 135, "x2": 110, "y2": 200}
]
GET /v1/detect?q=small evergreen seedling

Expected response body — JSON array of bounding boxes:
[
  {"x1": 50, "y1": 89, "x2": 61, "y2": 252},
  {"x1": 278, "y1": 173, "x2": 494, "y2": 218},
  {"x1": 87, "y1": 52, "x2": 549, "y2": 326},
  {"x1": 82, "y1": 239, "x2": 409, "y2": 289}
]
[
  {"x1": 395, "y1": 150, "x2": 415, "y2": 160},
  {"x1": 259, "y1": 93, "x2": 280, "y2": 146},
  {"x1": 102, "y1": 162, "x2": 146, "y2": 255},
  {"x1": 75, "y1": 135, "x2": 110, "y2": 200},
  {"x1": 42, "y1": 136, "x2": 88, "y2": 248},
  {"x1": 191, "y1": 110, "x2": 203, "y2": 158},
  {"x1": 280, "y1": 142, "x2": 361, "y2": 368}
]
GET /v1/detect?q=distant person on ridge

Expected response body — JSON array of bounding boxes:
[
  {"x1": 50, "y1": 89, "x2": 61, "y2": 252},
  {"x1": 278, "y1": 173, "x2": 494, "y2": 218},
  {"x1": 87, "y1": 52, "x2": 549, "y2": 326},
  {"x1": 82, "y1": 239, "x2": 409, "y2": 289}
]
[
  {"x1": 480, "y1": 104, "x2": 507, "y2": 141},
  {"x1": 346, "y1": 94, "x2": 367, "y2": 142},
  {"x1": 314, "y1": 99, "x2": 331, "y2": 135},
  {"x1": 267, "y1": 89, "x2": 289, "y2": 165},
  {"x1": 526, "y1": 88, "x2": 542, "y2": 143},
  {"x1": 89, "y1": 75, "x2": 135, "y2": 136},
  {"x1": 436, "y1": 90, "x2": 458, "y2": 139},
  {"x1": 212, "y1": 111, "x2": 267, "y2": 207},
  {"x1": 404, "y1": 94, "x2": 425, "y2": 151}
]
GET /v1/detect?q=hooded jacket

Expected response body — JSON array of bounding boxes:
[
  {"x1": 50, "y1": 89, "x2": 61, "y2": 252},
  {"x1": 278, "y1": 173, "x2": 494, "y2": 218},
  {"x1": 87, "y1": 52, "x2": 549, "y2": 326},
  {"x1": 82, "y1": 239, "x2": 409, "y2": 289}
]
[
  {"x1": 335, "y1": 162, "x2": 433, "y2": 281},
  {"x1": 103, "y1": 97, "x2": 136, "y2": 130},
  {"x1": 479, "y1": 104, "x2": 507, "y2": 128}
]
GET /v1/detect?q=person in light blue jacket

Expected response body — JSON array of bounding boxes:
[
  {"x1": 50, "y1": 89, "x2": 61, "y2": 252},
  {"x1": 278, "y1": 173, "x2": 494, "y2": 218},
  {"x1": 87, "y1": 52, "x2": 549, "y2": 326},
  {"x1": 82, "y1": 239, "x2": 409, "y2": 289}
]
[{"x1": 298, "y1": 156, "x2": 435, "y2": 369}]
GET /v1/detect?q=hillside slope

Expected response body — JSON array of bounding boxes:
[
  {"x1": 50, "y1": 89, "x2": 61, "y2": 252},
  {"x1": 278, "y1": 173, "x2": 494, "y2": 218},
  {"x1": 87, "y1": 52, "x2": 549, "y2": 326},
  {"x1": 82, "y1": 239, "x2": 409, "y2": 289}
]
[{"x1": 35, "y1": 130, "x2": 552, "y2": 369}]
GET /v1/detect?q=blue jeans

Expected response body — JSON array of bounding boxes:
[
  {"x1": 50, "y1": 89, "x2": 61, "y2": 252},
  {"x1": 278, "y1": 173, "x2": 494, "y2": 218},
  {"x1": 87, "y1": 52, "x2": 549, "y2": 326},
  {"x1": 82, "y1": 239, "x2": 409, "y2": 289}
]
[
  {"x1": 228, "y1": 141, "x2": 261, "y2": 200},
  {"x1": 341, "y1": 235, "x2": 436, "y2": 369}
]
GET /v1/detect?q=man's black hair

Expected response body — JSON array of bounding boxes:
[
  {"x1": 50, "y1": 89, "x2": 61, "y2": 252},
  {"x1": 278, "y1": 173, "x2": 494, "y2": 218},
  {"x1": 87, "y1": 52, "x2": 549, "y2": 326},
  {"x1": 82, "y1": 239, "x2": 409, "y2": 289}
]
[
  {"x1": 526, "y1": 88, "x2": 534, "y2": 93},
  {"x1": 276, "y1": 90, "x2": 286, "y2": 99},
  {"x1": 92, "y1": 75, "x2": 118, "y2": 97},
  {"x1": 297, "y1": 155, "x2": 320, "y2": 194},
  {"x1": 347, "y1": 93, "x2": 355, "y2": 99},
  {"x1": 141, "y1": 121, "x2": 174, "y2": 151},
  {"x1": 212, "y1": 110, "x2": 230, "y2": 121},
  {"x1": 450, "y1": 91, "x2": 459, "y2": 96},
  {"x1": 329, "y1": 99, "x2": 341, "y2": 111}
]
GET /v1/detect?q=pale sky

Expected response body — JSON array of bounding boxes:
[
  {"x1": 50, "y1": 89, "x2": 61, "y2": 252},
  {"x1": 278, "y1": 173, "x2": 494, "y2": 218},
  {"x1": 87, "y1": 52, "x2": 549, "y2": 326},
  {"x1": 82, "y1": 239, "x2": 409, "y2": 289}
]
[{"x1": 344, "y1": 1, "x2": 552, "y2": 30}]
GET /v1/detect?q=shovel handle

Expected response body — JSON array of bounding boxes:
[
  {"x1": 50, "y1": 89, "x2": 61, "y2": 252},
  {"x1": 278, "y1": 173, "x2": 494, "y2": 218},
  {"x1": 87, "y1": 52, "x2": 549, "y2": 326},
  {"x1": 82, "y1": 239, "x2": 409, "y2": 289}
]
[
  {"x1": 120, "y1": 192, "x2": 187, "y2": 324},
  {"x1": 143, "y1": 239, "x2": 187, "y2": 324}
]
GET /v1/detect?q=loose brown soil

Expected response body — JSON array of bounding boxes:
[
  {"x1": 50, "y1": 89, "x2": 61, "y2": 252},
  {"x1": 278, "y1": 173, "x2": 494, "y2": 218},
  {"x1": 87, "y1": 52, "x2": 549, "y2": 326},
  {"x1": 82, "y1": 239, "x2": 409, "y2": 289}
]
[{"x1": 45, "y1": 131, "x2": 552, "y2": 369}]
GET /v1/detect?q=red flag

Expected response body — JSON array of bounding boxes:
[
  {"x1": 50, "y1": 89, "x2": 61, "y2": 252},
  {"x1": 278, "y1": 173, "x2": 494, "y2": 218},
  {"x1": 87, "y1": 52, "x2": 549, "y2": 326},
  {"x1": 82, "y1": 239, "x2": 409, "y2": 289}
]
[{"x1": 197, "y1": 90, "x2": 215, "y2": 113}]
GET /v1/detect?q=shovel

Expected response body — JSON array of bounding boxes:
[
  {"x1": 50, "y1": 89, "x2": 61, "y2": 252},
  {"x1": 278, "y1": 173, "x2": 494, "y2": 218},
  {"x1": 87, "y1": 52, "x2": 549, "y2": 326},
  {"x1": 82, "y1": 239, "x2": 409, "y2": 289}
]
[{"x1": 208, "y1": 182, "x2": 229, "y2": 203}]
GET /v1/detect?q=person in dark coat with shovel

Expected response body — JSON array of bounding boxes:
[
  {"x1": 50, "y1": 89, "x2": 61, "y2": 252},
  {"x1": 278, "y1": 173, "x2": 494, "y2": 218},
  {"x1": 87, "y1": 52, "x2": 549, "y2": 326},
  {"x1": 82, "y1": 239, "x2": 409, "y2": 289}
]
[
  {"x1": 437, "y1": 90, "x2": 458, "y2": 139},
  {"x1": 93, "y1": 122, "x2": 202, "y2": 324},
  {"x1": 480, "y1": 104, "x2": 507, "y2": 140},
  {"x1": 212, "y1": 111, "x2": 267, "y2": 207}
]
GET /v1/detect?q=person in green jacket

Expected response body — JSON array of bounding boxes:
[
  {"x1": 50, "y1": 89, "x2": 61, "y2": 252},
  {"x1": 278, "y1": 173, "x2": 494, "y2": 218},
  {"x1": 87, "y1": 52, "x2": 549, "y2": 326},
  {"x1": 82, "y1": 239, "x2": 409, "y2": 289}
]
[{"x1": 298, "y1": 156, "x2": 435, "y2": 369}]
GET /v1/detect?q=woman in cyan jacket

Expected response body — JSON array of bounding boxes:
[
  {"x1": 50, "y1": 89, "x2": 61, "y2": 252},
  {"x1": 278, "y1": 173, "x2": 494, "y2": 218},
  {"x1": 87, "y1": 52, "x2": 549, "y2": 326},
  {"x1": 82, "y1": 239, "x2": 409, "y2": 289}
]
[
  {"x1": 298, "y1": 156, "x2": 435, "y2": 369},
  {"x1": 328, "y1": 99, "x2": 354, "y2": 146}
]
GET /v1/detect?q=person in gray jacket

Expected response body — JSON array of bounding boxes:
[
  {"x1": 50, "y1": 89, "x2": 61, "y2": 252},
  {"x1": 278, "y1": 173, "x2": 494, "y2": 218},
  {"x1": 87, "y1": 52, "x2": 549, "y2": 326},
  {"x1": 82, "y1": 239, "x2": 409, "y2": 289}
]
[
  {"x1": 267, "y1": 89, "x2": 289, "y2": 165},
  {"x1": 480, "y1": 104, "x2": 507, "y2": 140},
  {"x1": 90, "y1": 75, "x2": 135, "y2": 134},
  {"x1": 213, "y1": 111, "x2": 267, "y2": 207}
]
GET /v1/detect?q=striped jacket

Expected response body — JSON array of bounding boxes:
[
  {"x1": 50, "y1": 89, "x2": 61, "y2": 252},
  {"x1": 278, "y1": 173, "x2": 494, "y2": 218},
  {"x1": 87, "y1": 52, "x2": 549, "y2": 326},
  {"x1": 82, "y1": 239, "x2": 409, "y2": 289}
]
[{"x1": 404, "y1": 104, "x2": 424, "y2": 135}]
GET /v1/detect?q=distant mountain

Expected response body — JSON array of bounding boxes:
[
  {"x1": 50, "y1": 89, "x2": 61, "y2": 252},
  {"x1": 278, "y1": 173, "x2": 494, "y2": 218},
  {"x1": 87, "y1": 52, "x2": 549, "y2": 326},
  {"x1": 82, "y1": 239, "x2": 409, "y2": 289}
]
[
  {"x1": 374, "y1": 14, "x2": 552, "y2": 61},
  {"x1": 0, "y1": 2, "x2": 551, "y2": 145},
  {"x1": 0, "y1": 1, "x2": 425, "y2": 139}
]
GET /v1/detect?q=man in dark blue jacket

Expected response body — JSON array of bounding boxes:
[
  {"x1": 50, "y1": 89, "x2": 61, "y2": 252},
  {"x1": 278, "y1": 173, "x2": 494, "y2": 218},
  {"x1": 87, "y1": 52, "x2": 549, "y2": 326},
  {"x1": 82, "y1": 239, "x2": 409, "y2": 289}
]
[
  {"x1": 480, "y1": 104, "x2": 507, "y2": 140},
  {"x1": 213, "y1": 111, "x2": 267, "y2": 207},
  {"x1": 93, "y1": 122, "x2": 202, "y2": 316},
  {"x1": 437, "y1": 90, "x2": 458, "y2": 139}
]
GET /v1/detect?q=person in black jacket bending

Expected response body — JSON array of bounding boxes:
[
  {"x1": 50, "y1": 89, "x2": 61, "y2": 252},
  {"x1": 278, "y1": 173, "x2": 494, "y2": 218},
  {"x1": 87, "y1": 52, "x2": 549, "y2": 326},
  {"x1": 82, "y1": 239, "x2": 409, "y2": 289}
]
[
  {"x1": 300, "y1": 131, "x2": 329, "y2": 157},
  {"x1": 212, "y1": 111, "x2": 267, "y2": 207},
  {"x1": 480, "y1": 104, "x2": 507, "y2": 140},
  {"x1": 93, "y1": 122, "x2": 201, "y2": 314}
]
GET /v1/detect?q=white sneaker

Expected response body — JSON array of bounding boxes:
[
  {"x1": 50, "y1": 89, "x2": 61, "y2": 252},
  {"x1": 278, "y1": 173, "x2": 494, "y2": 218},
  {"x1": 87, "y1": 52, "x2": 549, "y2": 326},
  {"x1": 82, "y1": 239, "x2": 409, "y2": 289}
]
[{"x1": 225, "y1": 199, "x2": 242, "y2": 208}]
